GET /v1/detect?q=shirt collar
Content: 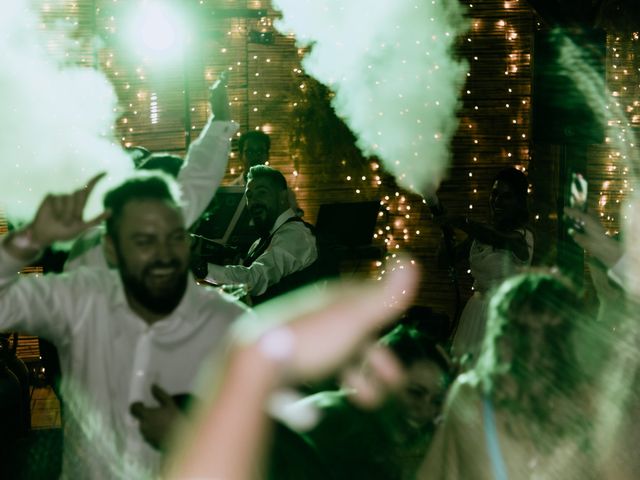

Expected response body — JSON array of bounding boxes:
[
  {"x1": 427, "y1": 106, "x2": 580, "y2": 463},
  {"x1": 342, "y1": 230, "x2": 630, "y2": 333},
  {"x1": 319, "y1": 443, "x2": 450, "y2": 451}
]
[
  {"x1": 108, "y1": 269, "x2": 201, "y2": 330},
  {"x1": 270, "y1": 208, "x2": 297, "y2": 235}
]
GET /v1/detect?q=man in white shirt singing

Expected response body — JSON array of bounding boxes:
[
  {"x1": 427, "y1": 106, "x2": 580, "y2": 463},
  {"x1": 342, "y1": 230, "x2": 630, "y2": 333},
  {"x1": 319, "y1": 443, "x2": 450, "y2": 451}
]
[{"x1": 207, "y1": 165, "x2": 317, "y2": 304}]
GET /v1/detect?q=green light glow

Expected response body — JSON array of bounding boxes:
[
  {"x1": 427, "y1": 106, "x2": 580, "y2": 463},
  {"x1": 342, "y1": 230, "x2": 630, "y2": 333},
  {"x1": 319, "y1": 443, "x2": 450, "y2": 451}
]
[{"x1": 125, "y1": 1, "x2": 190, "y2": 65}]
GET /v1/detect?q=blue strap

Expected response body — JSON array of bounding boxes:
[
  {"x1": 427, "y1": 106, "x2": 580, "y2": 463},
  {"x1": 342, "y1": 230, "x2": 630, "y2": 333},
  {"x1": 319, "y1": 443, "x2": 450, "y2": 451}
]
[{"x1": 483, "y1": 396, "x2": 509, "y2": 480}]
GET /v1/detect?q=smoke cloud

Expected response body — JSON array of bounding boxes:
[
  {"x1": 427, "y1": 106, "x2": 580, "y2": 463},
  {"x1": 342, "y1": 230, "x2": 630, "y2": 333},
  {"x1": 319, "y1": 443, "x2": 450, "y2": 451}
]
[
  {"x1": 272, "y1": 0, "x2": 468, "y2": 193},
  {"x1": 0, "y1": 0, "x2": 132, "y2": 224}
]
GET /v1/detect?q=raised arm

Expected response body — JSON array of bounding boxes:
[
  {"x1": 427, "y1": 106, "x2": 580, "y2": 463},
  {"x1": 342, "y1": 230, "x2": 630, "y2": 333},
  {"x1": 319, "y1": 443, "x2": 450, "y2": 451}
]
[
  {"x1": 0, "y1": 174, "x2": 108, "y2": 339},
  {"x1": 4, "y1": 173, "x2": 108, "y2": 262},
  {"x1": 435, "y1": 214, "x2": 530, "y2": 262},
  {"x1": 564, "y1": 207, "x2": 623, "y2": 270},
  {"x1": 564, "y1": 206, "x2": 626, "y2": 299},
  {"x1": 178, "y1": 72, "x2": 239, "y2": 227}
]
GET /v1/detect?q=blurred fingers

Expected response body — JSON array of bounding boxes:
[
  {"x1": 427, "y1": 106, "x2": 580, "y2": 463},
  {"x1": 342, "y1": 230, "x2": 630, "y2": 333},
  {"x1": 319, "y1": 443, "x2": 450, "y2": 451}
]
[
  {"x1": 84, "y1": 209, "x2": 111, "y2": 229},
  {"x1": 70, "y1": 188, "x2": 88, "y2": 223},
  {"x1": 564, "y1": 206, "x2": 586, "y2": 220},
  {"x1": 151, "y1": 384, "x2": 173, "y2": 406},
  {"x1": 130, "y1": 402, "x2": 146, "y2": 420},
  {"x1": 341, "y1": 345, "x2": 405, "y2": 409},
  {"x1": 73, "y1": 172, "x2": 107, "y2": 227},
  {"x1": 568, "y1": 228, "x2": 586, "y2": 247},
  {"x1": 83, "y1": 172, "x2": 107, "y2": 194},
  {"x1": 232, "y1": 259, "x2": 420, "y2": 384},
  {"x1": 49, "y1": 195, "x2": 66, "y2": 221}
]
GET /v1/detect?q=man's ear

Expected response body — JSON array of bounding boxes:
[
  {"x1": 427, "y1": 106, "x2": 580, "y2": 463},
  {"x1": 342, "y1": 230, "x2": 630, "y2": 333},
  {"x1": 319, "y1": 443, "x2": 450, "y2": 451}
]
[{"x1": 104, "y1": 234, "x2": 119, "y2": 268}]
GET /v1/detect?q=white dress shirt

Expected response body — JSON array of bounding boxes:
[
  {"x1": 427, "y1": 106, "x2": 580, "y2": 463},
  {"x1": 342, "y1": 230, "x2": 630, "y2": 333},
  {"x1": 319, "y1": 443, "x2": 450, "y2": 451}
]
[
  {"x1": 0, "y1": 244, "x2": 248, "y2": 479},
  {"x1": 64, "y1": 118, "x2": 239, "y2": 271},
  {"x1": 206, "y1": 208, "x2": 317, "y2": 296}
]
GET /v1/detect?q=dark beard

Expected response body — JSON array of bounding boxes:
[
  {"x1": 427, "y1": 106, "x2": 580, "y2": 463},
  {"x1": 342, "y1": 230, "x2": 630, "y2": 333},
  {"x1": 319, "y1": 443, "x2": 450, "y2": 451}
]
[
  {"x1": 119, "y1": 261, "x2": 189, "y2": 315},
  {"x1": 250, "y1": 208, "x2": 275, "y2": 237}
]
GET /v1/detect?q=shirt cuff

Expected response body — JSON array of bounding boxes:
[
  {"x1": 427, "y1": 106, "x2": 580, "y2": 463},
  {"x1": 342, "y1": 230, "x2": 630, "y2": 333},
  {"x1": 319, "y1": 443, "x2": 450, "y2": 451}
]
[{"x1": 205, "y1": 263, "x2": 231, "y2": 286}]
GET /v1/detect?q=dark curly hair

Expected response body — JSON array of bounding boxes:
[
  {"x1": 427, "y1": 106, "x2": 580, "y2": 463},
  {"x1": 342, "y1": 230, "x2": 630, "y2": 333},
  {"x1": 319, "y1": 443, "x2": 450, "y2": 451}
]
[
  {"x1": 476, "y1": 271, "x2": 588, "y2": 441},
  {"x1": 238, "y1": 130, "x2": 270, "y2": 156},
  {"x1": 103, "y1": 172, "x2": 181, "y2": 240}
]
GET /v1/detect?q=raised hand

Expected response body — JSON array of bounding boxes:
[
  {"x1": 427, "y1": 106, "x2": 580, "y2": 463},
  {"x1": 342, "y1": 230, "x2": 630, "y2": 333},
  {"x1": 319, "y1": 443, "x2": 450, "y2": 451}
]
[
  {"x1": 166, "y1": 263, "x2": 420, "y2": 480},
  {"x1": 209, "y1": 71, "x2": 230, "y2": 121},
  {"x1": 565, "y1": 206, "x2": 623, "y2": 268},
  {"x1": 233, "y1": 262, "x2": 420, "y2": 385},
  {"x1": 30, "y1": 173, "x2": 109, "y2": 247}
]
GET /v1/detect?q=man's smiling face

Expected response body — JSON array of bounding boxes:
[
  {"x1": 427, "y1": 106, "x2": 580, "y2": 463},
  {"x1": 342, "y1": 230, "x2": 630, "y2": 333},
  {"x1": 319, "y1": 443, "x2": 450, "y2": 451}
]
[
  {"x1": 108, "y1": 198, "x2": 190, "y2": 316},
  {"x1": 246, "y1": 177, "x2": 287, "y2": 236}
]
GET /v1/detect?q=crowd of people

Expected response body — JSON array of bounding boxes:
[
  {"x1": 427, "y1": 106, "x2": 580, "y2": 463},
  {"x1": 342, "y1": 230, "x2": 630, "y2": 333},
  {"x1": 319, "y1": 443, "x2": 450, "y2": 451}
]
[{"x1": 1, "y1": 75, "x2": 638, "y2": 480}]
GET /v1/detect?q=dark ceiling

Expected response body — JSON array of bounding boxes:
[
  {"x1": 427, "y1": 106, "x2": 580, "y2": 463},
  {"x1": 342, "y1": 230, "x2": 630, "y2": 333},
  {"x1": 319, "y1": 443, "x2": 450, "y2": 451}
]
[{"x1": 524, "y1": 0, "x2": 640, "y2": 31}]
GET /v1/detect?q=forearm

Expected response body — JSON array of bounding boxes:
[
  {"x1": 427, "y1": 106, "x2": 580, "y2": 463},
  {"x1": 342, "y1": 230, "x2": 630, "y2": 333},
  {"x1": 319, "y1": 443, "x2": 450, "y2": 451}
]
[
  {"x1": 0, "y1": 238, "x2": 71, "y2": 340},
  {"x1": 457, "y1": 218, "x2": 529, "y2": 260},
  {"x1": 179, "y1": 119, "x2": 239, "y2": 227},
  {"x1": 207, "y1": 262, "x2": 272, "y2": 296},
  {"x1": 167, "y1": 346, "x2": 280, "y2": 479},
  {"x1": 456, "y1": 219, "x2": 505, "y2": 247}
]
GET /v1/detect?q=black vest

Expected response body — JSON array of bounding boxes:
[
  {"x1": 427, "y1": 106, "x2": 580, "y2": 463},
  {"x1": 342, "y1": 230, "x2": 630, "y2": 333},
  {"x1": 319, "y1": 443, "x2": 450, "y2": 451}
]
[{"x1": 244, "y1": 216, "x2": 320, "y2": 305}]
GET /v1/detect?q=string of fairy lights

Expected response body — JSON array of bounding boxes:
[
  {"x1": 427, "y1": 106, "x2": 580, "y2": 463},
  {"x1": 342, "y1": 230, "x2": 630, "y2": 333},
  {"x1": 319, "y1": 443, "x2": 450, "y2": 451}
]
[
  {"x1": 29, "y1": 0, "x2": 640, "y2": 314},
  {"x1": 371, "y1": 0, "x2": 534, "y2": 305},
  {"x1": 600, "y1": 32, "x2": 640, "y2": 236}
]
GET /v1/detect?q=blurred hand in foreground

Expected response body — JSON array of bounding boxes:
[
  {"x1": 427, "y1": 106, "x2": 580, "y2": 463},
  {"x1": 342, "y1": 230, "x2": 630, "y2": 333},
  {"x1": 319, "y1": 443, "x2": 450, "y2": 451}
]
[{"x1": 167, "y1": 262, "x2": 420, "y2": 480}]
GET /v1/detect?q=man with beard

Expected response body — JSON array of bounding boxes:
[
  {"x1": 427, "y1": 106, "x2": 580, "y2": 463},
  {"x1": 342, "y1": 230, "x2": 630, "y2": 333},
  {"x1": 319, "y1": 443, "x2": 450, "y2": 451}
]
[
  {"x1": 230, "y1": 130, "x2": 270, "y2": 185},
  {"x1": 64, "y1": 73, "x2": 237, "y2": 271},
  {"x1": 0, "y1": 173, "x2": 247, "y2": 478},
  {"x1": 228, "y1": 130, "x2": 301, "y2": 215},
  {"x1": 206, "y1": 165, "x2": 317, "y2": 304}
]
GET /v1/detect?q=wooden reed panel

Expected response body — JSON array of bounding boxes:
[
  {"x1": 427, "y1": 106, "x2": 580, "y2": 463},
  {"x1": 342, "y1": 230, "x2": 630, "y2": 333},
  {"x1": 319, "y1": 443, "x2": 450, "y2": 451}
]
[
  {"x1": 32, "y1": 0, "x2": 638, "y2": 324},
  {"x1": 16, "y1": 335, "x2": 41, "y2": 362},
  {"x1": 0, "y1": 208, "x2": 8, "y2": 235}
]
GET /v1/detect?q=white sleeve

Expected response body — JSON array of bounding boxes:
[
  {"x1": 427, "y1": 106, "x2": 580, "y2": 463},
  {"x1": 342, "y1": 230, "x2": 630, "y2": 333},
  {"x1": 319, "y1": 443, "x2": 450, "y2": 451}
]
[
  {"x1": 0, "y1": 242, "x2": 76, "y2": 344},
  {"x1": 206, "y1": 224, "x2": 317, "y2": 296},
  {"x1": 178, "y1": 118, "x2": 239, "y2": 227}
]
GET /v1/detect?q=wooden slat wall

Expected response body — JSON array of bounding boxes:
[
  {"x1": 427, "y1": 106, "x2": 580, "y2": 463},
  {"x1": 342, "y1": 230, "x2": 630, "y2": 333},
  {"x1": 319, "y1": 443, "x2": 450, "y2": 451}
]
[{"x1": 18, "y1": 0, "x2": 638, "y2": 325}]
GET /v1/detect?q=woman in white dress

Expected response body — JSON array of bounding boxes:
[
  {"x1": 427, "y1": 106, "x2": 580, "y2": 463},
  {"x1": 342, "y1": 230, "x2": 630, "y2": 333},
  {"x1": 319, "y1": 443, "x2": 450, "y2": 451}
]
[
  {"x1": 418, "y1": 272, "x2": 598, "y2": 479},
  {"x1": 433, "y1": 168, "x2": 533, "y2": 364}
]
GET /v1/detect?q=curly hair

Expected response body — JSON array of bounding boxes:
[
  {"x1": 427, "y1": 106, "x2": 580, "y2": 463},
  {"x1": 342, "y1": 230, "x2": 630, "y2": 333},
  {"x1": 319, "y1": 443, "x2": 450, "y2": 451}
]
[
  {"x1": 103, "y1": 172, "x2": 181, "y2": 240},
  {"x1": 475, "y1": 271, "x2": 589, "y2": 440}
]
